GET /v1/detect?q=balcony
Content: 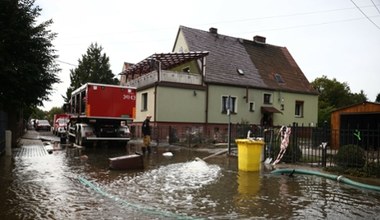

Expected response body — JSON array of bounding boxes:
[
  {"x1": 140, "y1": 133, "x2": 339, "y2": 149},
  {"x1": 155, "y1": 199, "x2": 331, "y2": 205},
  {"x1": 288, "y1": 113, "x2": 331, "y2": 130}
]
[{"x1": 126, "y1": 70, "x2": 202, "y2": 88}]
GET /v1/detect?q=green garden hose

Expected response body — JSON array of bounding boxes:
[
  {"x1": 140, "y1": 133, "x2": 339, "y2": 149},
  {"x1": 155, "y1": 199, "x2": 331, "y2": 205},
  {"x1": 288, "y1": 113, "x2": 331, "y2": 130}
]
[{"x1": 271, "y1": 168, "x2": 380, "y2": 192}]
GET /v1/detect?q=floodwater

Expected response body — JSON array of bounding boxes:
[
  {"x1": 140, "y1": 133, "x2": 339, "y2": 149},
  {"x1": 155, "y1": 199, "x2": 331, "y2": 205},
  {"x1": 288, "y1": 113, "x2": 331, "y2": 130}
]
[{"x1": 1, "y1": 137, "x2": 380, "y2": 219}]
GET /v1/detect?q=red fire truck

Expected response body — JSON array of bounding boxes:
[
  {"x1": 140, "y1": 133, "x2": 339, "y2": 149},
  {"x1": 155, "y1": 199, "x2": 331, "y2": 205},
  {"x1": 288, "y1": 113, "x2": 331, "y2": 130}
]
[
  {"x1": 53, "y1": 113, "x2": 70, "y2": 137},
  {"x1": 67, "y1": 83, "x2": 136, "y2": 146}
]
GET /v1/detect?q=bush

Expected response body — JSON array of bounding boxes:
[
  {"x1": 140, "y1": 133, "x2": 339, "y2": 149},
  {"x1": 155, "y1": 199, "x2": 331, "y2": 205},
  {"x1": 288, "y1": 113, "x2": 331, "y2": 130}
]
[
  {"x1": 324, "y1": 162, "x2": 380, "y2": 178},
  {"x1": 365, "y1": 162, "x2": 380, "y2": 177},
  {"x1": 334, "y1": 145, "x2": 365, "y2": 168}
]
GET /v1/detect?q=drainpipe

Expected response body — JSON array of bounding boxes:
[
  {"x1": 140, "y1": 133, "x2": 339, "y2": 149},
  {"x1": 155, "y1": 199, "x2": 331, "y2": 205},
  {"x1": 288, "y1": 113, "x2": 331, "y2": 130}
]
[
  {"x1": 245, "y1": 86, "x2": 248, "y2": 103},
  {"x1": 153, "y1": 60, "x2": 160, "y2": 143},
  {"x1": 154, "y1": 83, "x2": 158, "y2": 143},
  {"x1": 156, "y1": 60, "x2": 161, "y2": 82},
  {"x1": 154, "y1": 60, "x2": 161, "y2": 123},
  {"x1": 205, "y1": 84, "x2": 209, "y2": 124},
  {"x1": 202, "y1": 57, "x2": 208, "y2": 125}
]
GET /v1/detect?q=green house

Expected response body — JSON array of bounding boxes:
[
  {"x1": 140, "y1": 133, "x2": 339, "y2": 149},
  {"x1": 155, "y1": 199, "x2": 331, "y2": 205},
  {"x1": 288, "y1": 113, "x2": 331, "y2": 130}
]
[{"x1": 121, "y1": 26, "x2": 318, "y2": 135}]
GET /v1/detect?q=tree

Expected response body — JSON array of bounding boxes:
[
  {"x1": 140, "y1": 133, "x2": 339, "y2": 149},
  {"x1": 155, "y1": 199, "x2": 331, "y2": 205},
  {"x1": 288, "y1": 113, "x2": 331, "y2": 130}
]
[
  {"x1": 349, "y1": 90, "x2": 367, "y2": 104},
  {"x1": 30, "y1": 107, "x2": 47, "y2": 121},
  {"x1": 311, "y1": 75, "x2": 368, "y2": 125},
  {"x1": 312, "y1": 76, "x2": 351, "y2": 109},
  {"x1": 376, "y1": 93, "x2": 380, "y2": 103},
  {"x1": 0, "y1": 0, "x2": 60, "y2": 142},
  {"x1": 47, "y1": 107, "x2": 64, "y2": 123},
  {"x1": 0, "y1": 0, "x2": 60, "y2": 110},
  {"x1": 65, "y1": 43, "x2": 118, "y2": 102}
]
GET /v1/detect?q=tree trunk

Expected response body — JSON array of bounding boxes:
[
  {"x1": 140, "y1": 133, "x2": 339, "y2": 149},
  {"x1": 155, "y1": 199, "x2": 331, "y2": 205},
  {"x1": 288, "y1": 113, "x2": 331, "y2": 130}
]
[{"x1": 7, "y1": 109, "x2": 24, "y2": 147}]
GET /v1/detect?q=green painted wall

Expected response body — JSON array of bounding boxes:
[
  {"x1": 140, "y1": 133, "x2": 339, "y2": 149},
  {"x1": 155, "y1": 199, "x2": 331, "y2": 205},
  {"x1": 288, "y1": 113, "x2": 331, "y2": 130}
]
[
  {"x1": 275, "y1": 92, "x2": 318, "y2": 126},
  {"x1": 171, "y1": 30, "x2": 201, "y2": 75},
  {"x1": 172, "y1": 30, "x2": 189, "y2": 53},
  {"x1": 170, "y1": 61, "x2": 200, "y2": 74},
  {"x1": 207, "y1": 85, "x2": 261, "y2": 124},
  {"x1": 136, "y1": 85, "x2": 318, "y2": 125},
  {"x1": 156, "y1": 87, "x2": 206, "y2": 123},
  {"x1": 207, "y1": 85, "x2": 318, "y2": 126}
]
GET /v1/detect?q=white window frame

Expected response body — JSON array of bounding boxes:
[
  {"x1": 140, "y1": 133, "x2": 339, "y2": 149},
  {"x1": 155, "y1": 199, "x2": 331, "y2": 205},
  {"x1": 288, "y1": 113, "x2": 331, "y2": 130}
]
[
  {"x1": 263, "y1": 93, "x2": 273, "y2": 105},
  {"x1": 221, "y1": 95, "x2": 237, "y2": 114}
]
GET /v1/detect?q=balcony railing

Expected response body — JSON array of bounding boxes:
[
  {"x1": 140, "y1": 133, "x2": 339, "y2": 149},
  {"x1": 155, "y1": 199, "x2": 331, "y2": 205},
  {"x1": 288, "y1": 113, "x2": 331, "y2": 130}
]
[{"x1": 126, "y1": 70, "x2": 202, "y2": 88}]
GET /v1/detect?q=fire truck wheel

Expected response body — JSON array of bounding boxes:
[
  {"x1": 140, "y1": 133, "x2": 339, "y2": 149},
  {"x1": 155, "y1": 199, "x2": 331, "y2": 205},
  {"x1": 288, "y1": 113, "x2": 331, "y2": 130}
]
[
  {"x1": 78, "y1": 133, "x2": 83, "y2": 146},
  {"x1": 68, "y1": 134, "x2": 75, "y2": 143},
  {"x1": 75, "y1": 133, "x2": 81, "y2": 146}
]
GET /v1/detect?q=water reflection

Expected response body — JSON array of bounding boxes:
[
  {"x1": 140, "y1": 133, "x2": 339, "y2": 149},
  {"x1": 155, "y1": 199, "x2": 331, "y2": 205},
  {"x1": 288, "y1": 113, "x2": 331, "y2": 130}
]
[
  {"x1": 7, "y1": 151, "x2": 79, "y2": 219},
  {"x1": 237, "y1": 171, "x2": 261, "y2": 195},
  {"x1": 234, "y1": 171, "x2": 261, "y2": 217}
]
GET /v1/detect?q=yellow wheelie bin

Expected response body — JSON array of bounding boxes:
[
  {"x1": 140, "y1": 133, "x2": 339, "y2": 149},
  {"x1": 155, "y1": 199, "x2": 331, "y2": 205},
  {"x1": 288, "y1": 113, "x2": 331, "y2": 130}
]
[{"x1": 235, "y1": 139, "x2": 264, "y2": 171}]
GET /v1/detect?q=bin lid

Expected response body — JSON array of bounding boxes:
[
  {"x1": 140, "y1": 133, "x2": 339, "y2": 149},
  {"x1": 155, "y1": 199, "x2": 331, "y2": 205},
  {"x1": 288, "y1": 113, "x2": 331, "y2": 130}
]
[{"x1": 235, "y1": 138, "x2": 264, "y2": 144}]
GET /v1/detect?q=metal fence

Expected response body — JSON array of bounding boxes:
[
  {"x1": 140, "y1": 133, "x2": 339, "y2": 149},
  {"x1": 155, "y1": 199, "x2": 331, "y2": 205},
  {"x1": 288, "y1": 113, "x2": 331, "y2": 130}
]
[{"x1": 132, "y1": 122, "x2": 380, "y2": 176}]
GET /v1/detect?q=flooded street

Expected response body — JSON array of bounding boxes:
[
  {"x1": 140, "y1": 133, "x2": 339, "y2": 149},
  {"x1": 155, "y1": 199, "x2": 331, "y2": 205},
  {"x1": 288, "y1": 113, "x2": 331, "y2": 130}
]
[{"x1": 1, "y1": 131, "x2": 380, "y2": 219}]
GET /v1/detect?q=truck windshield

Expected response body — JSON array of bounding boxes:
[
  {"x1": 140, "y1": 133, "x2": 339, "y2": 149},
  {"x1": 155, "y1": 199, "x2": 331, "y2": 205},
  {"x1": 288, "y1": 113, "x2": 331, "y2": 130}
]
[{"x1": 57, "y1": 118, "x2": 69, "y2": 124}]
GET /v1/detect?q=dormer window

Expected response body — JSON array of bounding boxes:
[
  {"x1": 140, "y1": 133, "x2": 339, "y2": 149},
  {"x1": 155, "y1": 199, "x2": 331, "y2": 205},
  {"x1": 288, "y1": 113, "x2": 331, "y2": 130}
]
[
  {"x1": 237, "y1": 68, "x2": 244, "y2": 75},
  {"x1": 274, "y1": 73, "x2": 285, "y2": 83}
]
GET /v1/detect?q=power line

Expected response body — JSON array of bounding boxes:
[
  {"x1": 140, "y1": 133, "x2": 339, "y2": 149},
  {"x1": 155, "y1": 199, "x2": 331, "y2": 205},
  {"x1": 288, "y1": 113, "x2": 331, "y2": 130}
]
[
  {"x1": 370, "y1": 0, "x2": 380, "y2": 14},
  {"x1": 239, "y1": 15, "x2": 380, "y2": 33},
  {"x1": 59, "y1": 4, "x2": 380, "y2": 39},
  {"x1": 196, "y1": 6, "x2": 366, "y2": 26},
  {"x1": 56, "y1": 59, "x2": 77, "y2": 67},
  {"x1": 350, "y1": 0, "x2": 380, "y2": 30},
  {"x1": 56, "y1": 14, "x2": 380, "y2": 47}
]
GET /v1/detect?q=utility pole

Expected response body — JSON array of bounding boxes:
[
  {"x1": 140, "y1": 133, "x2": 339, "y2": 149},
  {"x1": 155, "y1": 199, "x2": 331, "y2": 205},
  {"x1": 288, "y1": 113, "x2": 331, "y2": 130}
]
[{"x1": 227, "y1": 96, "x2": 231, "y2": 155}]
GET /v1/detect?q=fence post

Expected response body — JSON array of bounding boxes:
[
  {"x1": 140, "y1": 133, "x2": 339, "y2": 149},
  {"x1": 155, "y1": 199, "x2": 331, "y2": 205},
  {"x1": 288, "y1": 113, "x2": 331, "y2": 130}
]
[
  {"x1": 292, "y1": 122, "x2": 297, "y2": 163},
  {"x1": 228, "y1": 122, "x2": 231, "y2": 155},
  {"x1": 168, "y1": 126, "x2": 172, "y2": 144},
  {"x1": 322, "y1": 121, "x2": 328, "y2": 167}
]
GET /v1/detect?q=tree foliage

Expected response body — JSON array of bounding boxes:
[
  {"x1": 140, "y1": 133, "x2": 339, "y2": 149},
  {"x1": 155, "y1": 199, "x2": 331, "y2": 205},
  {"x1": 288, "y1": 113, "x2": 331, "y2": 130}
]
[
  {"x1": 0, "y1": 0, "x2": 60, "y2": 112},
  {"x1": 65, "y1": 43, "x2": 118, "y2": 102},
  {"x1": 311, "y1": 75, "x2": 367, "y2": 124},
  {"x1": 46, "y1": 107, "x2": 64, "y2": 123},
  {"x1": 30, "y1": 107, "x2": 47, "y2": 121},
  {"x1": 376, "y1": 93, "x2": 380, "y2": 103}
]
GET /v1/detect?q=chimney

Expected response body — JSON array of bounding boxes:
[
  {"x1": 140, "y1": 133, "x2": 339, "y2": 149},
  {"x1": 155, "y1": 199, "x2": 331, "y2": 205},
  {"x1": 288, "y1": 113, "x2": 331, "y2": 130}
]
[
  {"x1": 253, "y1": 35, "x2": 266, "y2": 44},
  {"x1": 209, "y1": 27, "x2": 218, "y2": 34}
]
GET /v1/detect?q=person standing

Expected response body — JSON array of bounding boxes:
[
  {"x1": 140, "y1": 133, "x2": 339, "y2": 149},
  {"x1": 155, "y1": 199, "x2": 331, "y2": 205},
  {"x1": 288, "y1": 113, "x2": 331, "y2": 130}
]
[{"x1": 141, "y1": 115, "x2": 152, "y2": 154}]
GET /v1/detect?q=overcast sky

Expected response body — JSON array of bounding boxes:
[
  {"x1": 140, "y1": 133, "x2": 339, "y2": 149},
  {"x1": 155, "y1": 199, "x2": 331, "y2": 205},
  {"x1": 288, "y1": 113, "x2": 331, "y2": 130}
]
[{"x1": 35, "y1": 0, "x2": 380, "y2": 110}]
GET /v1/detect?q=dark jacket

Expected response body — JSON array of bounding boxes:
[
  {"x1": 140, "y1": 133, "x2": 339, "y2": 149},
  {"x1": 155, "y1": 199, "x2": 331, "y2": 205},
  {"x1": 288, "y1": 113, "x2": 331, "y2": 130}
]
[{"x1": 142, "y1": 118, "x2": 151, "y2": 136}]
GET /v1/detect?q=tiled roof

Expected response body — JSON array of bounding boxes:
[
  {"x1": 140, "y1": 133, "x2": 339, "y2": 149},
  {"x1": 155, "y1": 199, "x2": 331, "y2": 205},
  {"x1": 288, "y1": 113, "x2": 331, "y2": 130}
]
[
  {"x1": 123, "y1": 51, "x2": 209, "y2": 76},
  {"x1": 179, "y1": 26, "x2": 318, "y2": 95}
]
